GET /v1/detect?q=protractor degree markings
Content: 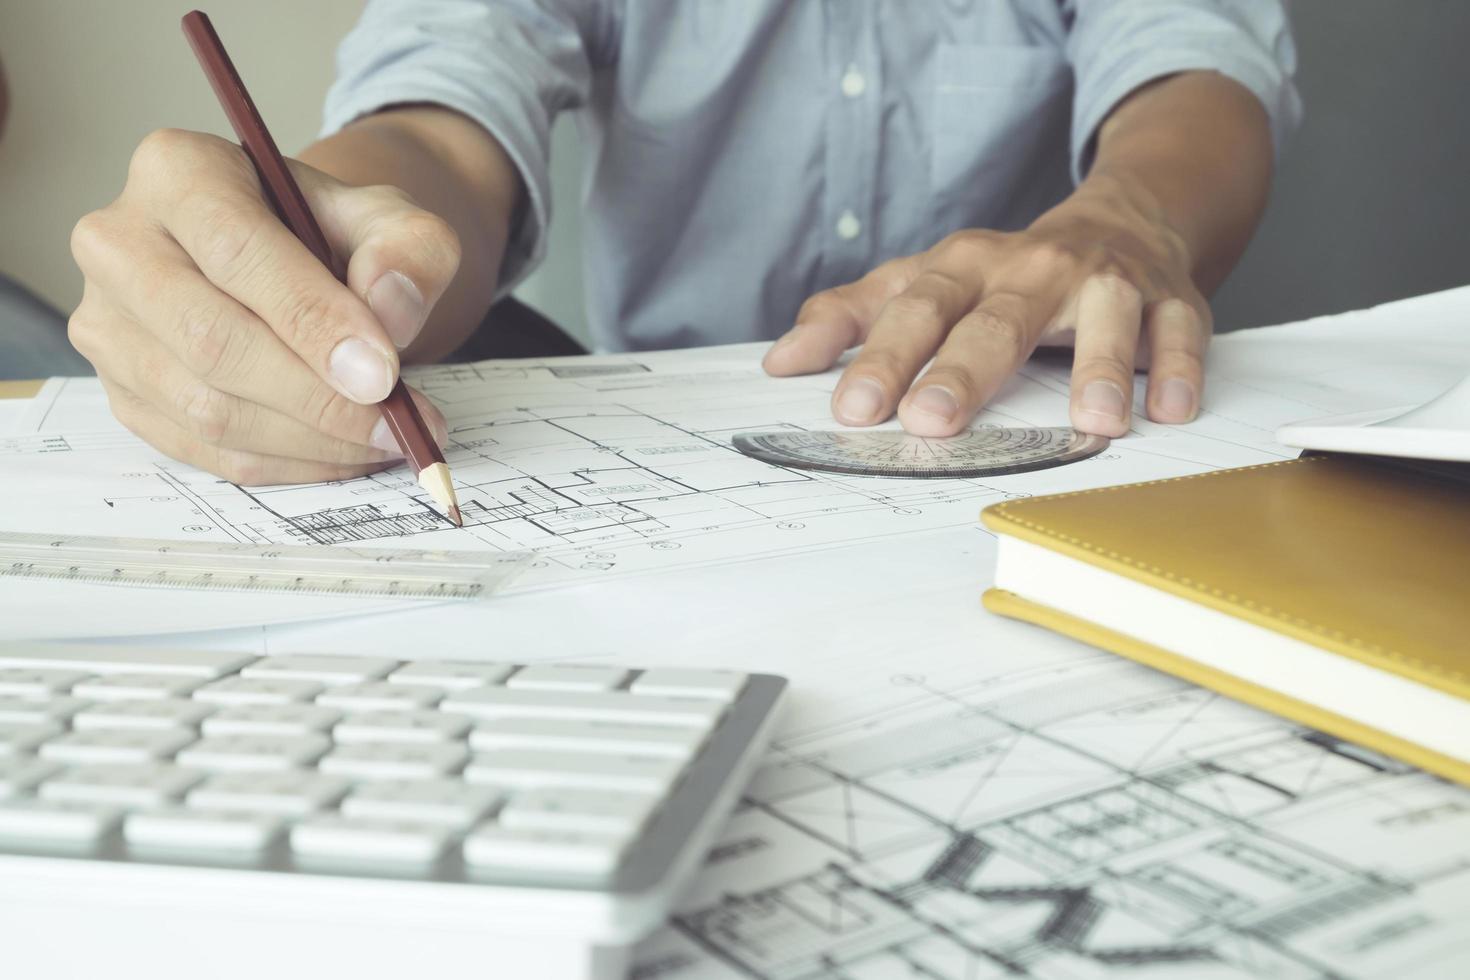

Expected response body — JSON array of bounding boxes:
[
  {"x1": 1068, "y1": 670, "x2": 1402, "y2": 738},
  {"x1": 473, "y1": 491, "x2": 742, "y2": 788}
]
[{"x1": 730, "y1": 427, "x2": 1108, "y2": 479}]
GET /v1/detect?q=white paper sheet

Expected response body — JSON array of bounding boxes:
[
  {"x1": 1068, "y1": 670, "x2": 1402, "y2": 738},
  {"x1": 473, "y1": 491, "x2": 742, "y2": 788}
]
[
  {"x1": 0, "y1": 398, "x2": 29, "y2": 437},
  {"x1": 5, "y1": 288, "x2": 1468, "y2": 640},
  {"x1": 12, "y1": 283, "x2": 1467, "y2": 627},
  {"x1": 11, "y1": 288, "x2": 1469, "y2": 978}
]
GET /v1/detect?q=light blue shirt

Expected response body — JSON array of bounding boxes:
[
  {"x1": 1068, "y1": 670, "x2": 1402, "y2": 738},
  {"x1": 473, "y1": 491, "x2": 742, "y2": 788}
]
[{"x1": 323, "y1": 0, "x2": 1300, "y2": 353}]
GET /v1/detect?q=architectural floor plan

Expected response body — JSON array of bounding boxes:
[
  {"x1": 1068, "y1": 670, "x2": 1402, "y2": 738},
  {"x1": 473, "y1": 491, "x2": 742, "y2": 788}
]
[
  {"x1": 2, "y1": 346, "x2": 1290, "y2": 590},
  {"x1": 632, "y1": 652, "x2": 1470, "y2": 979},
  {"x1": 6, "y1": 292, "x2": 1470, "y2": 978}
]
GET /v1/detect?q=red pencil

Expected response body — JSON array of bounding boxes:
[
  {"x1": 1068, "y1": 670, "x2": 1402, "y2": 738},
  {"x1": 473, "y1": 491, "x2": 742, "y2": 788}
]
[{"x1": 180, "y1": 10, "x2": 462, "y2": 526}]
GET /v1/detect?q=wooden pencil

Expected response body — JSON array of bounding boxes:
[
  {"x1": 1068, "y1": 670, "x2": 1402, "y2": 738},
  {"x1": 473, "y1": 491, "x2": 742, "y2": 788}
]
[{"x1": 180, "y1": 10, "x2": 462, "y2": 526}]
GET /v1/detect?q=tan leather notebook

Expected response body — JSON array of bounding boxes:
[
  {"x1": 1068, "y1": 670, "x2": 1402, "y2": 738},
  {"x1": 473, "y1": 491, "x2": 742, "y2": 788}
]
[{"x1": 980, "y1": 454, "x2": 1470, "y2": 786}]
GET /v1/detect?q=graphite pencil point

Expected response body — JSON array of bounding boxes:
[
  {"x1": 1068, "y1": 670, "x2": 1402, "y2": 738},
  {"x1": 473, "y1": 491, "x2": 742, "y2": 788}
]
[{"x1": 415, "y1": 462, "x2": 463, "y2": 527}]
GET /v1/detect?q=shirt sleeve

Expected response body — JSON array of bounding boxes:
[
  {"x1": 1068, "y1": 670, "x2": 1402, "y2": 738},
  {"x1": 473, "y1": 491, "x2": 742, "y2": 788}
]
[
  {"x1": 1065, "y1": 0, "x2": 1303, "y2": 183},
  {"x1": 320, "y1": 0, "x2": 595, "y2": 298}
]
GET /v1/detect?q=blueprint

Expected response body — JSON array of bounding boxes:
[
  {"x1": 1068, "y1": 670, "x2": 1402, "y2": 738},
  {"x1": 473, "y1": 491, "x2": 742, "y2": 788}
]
[
  {"x1": 632, "y1": 654, "x2": 1470, "y2": 979},
  {"x1": 4, "y1": 289, "x2": 1470, "y2": 978},
  {"x1": 0, "y1": 346, "x2": 1292, "y2": 592}
]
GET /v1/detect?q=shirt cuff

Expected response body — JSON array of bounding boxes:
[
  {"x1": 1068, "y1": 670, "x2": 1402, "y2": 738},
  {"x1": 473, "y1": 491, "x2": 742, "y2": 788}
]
[
  {"x1": 1070, "y1": 52, "x2": 1303, "y2": 184},
  {"x1": 319, "y1": 81, "x2": 550, "y2": 302}
]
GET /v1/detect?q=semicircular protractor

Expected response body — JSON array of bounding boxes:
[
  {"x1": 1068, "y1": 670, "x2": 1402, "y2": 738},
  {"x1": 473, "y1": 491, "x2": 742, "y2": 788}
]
[{"x1": 730, "y1": 426, "x2": 1109, "y2": 478}]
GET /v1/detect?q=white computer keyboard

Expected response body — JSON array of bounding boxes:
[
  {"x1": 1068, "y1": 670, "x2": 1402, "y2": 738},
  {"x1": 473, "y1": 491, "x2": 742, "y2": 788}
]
[{"x1": 0, "y1": 644, "x2": 786, "y2": 980}]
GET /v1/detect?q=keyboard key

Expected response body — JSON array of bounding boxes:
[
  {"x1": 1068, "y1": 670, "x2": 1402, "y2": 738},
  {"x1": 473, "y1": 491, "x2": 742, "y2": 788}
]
[
  {"x1": 463, "y1": 825, "x2": 630, "y2": 877},
  {"x1": 465, "y1": 750, "x2": 685, "y2": 793},
  {"x1": 291, "y1": 816, "x2": 453, "y2": 864},
  {"x1": 201, "y1": 703, "x2": 341, "y2": 736},
  {"x1": 441, "y1": 689, "x2": 725, "y2": 728},
  {"x1": 241, "y1": 656, "x2": 396, "y2": 685},
  {"x1": 506, "y1": 664, "x2": 629, "y2": 692},
  {"x1": 177, "y1": 734, "x2": 330, "y2": 772},
  {"x1": 341, "y1": 780, "x2": 502, "y2": 829},
  {"x1": 333, "y1": 710, "x2": 471, "y2": 744},
  {"x1": 316, "y1": 681, "x2": 444, "y2": 711},
  {"x1": 192, "y1": 677, "x2": 325, "y2": 705},
  {"x1": 499, "y1": 788, "x2": 659, "y2": 836},
  {"x1": 388, "y1": 661, "x2": 514, "y2": 689},
  {"x1": 319, "y1": 742, "x2": 468, "y2": 780},
  {"x1": 125, "y1": 807, "x2": 283, "y2": 853},
  {"x1": 73, "y1": 673, "x2": 203, "y2": 701},
  {"x1": 469, "y1": 718, "x2": 706, "y2": 758},
  {"x1": 187, "y1": 770, "x2": 348, "y2": 815},
  {"x1": 0, "y1": 757, "x2": 59, "y2": 799},
  {"x1": 0, "y1": 645, "x2": 252, "y2": 678},
  {"x1": 72, "y1": 699, "x2": 214, "y2": 731},
  {"x1": 0, "y1": 668, "x2": 91, "y2": 697},
  {"x1": 0, "y1": 799, "x2": 121, "y2": 844},
  {"x1": 40, "y1": 728, "x2": 192, "y2": 764},
  {"x1": 0, "y1": 697, "x2": 88, "y2": 726},
  {"x1": 631, "y1": 669, "x2": 747, "y2": 702},
  {"x1": 40, "y1": 763, "x2": 203, "y2": 807},
  {"x1": 0, "y1": 645, "x2": 784, "y2": 917},
  {"x1": 0, "y1": 722, "x2": 65, "y2": 758}
]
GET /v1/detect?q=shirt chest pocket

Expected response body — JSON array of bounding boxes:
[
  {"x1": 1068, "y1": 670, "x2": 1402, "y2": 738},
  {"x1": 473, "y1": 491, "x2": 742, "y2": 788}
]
[{"x1": 929, "y1": 44, "x2": 1072, "y2": 222}]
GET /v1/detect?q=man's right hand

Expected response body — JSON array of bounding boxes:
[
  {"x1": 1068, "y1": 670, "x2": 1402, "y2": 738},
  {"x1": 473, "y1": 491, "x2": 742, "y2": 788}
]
[{"x1": 69, "y1": 128, "x2": 462, "y2": 486}]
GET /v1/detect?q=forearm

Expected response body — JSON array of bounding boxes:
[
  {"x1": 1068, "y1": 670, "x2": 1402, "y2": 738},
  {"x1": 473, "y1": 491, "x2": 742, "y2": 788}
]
[
  {"x1": 1042, "y1": 71, "x2": 1274, "y2": 296},
  {"x1": 301, "y1": 106, "x2": 523, "y2": 362}
]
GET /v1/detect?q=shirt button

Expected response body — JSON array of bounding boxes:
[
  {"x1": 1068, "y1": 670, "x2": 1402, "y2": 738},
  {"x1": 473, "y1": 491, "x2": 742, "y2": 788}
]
[
  {"x1": 836, "y1": 211, "x2": 862, "y2": 240},
  {"x1": 840, "y1": 66, "x2": 867, "y2": 98}
]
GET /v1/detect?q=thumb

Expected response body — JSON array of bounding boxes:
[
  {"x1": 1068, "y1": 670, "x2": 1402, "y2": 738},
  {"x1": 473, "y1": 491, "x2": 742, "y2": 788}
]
[{"x1": 296, "y1": 166, "x2": 462, "y2": 352}]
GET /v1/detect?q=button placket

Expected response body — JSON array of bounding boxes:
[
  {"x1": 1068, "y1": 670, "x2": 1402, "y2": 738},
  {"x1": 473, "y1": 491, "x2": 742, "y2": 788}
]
[{"x1": 820, "y1": 0, "x2": 880, "y2": 281}]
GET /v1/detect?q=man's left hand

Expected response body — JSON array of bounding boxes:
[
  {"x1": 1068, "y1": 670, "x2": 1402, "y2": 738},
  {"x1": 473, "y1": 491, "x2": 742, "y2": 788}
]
[{"x1": 763, "y1": 182, "x2": 1210, "y2": 438}]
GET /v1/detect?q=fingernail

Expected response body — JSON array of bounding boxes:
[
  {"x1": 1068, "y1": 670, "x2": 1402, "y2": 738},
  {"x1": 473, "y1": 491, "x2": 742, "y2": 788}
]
[
  {"x1": 1157, "y1": 377, "x2": 1196, "y2": 421},
  {"x1": 367, "y1": 271, "x2": 427, "y2": 350},
  {"x1": 909, "y1": 385, "x2": 959, "y2": 424},
  {"x1": 1079, "y1": 379, "x2": 1126, "y2": 422},
  {"x1": 329, "y1": 337, "x2": 394, "y2": 403},
  {"x1": 835, "y1": 377, "x2": 885, "y2": 425},
  {"x1": 368, "y1": 417, "x2": 403, "y2": 455}
]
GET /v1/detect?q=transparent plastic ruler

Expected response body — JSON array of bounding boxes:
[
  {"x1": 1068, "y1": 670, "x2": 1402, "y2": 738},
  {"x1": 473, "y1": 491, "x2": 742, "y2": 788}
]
[{"x1": 0, "y1": 531, "x2": 529, "y2": 599}]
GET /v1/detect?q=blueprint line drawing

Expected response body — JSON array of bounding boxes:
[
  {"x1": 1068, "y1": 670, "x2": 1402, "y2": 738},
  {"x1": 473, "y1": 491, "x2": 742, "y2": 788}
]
[
  {"x1": 93, "y1": 401, "x2": 1025, "y2": 583},
  {"x1": 636, "y1": 657, "x2": 1470, "y2": 980},
  {"x1": 0, "y1": 431, "x2": 138, "y2": 455},
  {"x1": 0, "y1": 353, "x2": 1281, "y2": 589},
  {"x1": 166, "y1": 405, "x2": 1017, "y2": 558},
  {"x1": 5, "y1": 324, "x2": 1470, "y2": 970}
]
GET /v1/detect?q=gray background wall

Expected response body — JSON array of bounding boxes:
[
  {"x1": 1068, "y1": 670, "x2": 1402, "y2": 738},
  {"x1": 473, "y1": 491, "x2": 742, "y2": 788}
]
[
  {"x1": 1210, "y1": 0, "x2": 1470, "y2": 330},
  {"x1": 2, "y1": 1, "x2": 1467, "y2": 349}
]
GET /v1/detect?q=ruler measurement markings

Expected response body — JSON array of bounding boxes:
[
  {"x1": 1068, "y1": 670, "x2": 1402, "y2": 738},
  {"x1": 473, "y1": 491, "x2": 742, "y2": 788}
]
[{"x1": 0, "y1": 531, "x2": 525, "y2": 599}]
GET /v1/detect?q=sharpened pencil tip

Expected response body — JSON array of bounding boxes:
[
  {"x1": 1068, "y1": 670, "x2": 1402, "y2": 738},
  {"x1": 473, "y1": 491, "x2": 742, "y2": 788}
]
[{"x1": 415, "y1": 461, "x2": 464, "y2": 529}]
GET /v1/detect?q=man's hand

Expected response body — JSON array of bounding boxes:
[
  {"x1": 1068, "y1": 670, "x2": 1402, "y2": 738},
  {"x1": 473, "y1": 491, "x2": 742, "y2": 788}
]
[
  {"x1": 764, "y1": 71, "x2": 1274, "y2": 439},
  {"x1": 764, "y1": 188, "x2": 1207, "y2": 438},
  {"x1": 69, "y1": 128, "x2": 461, "y2": 485}
]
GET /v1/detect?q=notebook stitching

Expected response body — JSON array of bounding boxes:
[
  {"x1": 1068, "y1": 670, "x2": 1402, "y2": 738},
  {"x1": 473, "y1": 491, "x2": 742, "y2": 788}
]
[{"x1": 988, "y1": 457, "x2": 1465, "y2": 685}]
